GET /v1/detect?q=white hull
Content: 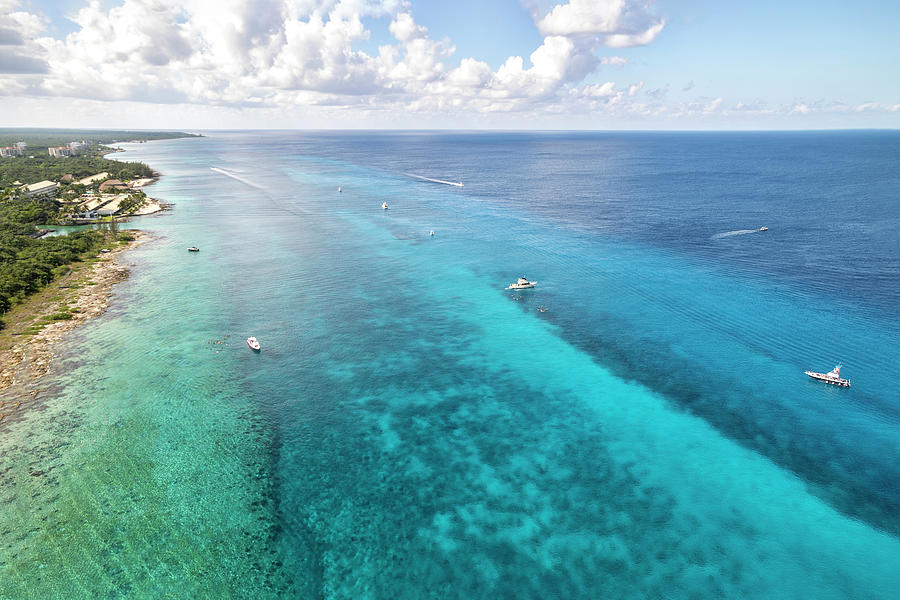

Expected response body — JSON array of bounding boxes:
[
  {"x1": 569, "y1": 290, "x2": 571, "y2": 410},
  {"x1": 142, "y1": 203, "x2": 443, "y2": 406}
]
[{"x1": 804, "y1": 370, "x2": 849, "y2": 387}]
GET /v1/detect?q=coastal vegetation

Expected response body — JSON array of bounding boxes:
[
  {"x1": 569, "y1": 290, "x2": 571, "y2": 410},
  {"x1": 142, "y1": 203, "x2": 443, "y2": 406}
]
[
  {"x1": 0, "y1": 155, "x2": 153, "y2": 188},
  {"x1": 0, "y1": 194, "x2": 113, "y2": 322},
  {"x1": 0, "y1": 128, "x2": 198, "y2": 187},
  {"x1": 0, "y1": 128, "x2": 199, "y2": 150}
]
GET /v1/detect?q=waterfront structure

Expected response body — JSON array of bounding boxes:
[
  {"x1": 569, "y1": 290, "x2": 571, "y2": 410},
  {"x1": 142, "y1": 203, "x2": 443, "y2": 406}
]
[{"x1": 99, "y1": 179, "x2": 127, "y2": 192}]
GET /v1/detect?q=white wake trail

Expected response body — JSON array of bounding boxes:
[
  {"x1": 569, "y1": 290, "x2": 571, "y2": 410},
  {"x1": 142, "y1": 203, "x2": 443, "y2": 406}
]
[
  {"x1": 712, "y1": 229, "x2": 759, "y2": 239},
  {"x1": 406, "y1": 173, "x2": 464, "y2": 187},
  {"x1": 211, "y1": 167, "x2": 264, "y2": 190}
]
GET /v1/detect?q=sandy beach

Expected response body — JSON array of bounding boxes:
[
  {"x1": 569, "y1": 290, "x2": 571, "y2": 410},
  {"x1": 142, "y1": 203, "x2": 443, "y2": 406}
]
[
  {"x1": 133, "y1": 198, "x2": 167, "y2": 215},
  {"x1": 0, "y1": 231, "x2": 148, "y2": 421}
]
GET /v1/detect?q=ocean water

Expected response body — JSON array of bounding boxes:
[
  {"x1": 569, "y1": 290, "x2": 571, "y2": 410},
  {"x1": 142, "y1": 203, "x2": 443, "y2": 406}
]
[{"x1": 1, "y1": 131, "x2": 899, "y2": 598}]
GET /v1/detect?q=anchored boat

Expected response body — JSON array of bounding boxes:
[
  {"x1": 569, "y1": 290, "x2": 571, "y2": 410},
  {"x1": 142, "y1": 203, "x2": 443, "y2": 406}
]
[
  {"x1": 507, "y1": 277, "x2": 536, "y2": 290},
  {"x1": 804, "y1": 364, "x2": 850, "y2": 387},
  {"x1": 247, "y1": 337, "x2": 261, "y2": 352}
]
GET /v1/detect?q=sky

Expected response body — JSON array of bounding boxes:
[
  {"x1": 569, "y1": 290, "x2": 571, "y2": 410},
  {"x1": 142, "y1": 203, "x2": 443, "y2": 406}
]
[{"x1": 0, "y1": 0, "x2": 898, "y2": 130}]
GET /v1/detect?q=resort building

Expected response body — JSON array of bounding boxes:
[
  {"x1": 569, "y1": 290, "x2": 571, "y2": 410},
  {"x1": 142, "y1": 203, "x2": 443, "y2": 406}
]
[
  {"x1": 49, "y1": 146, "x2": 76, "y2": 157},
  {"x1": 20, "y1": 180, "x2": 59, "y2": 198},
  {"x1": 68, "y1": 140, "x2": 88, "y2": 151},
  {"x1": 1, "y1": 142, "x2": 27, "y2": 157}
]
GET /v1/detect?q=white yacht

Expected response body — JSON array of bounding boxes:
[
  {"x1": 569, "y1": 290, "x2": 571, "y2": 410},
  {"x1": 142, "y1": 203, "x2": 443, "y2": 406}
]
[
  {"x1": 382, "y1": 202, "x2": 388, "y2": 210},
  {"x1": 247, "y1": 337, "x2": 261, "y2": 351},
  {"x1": 804, "y1": 364, "x2": 850, "y2": 387},
  {"x1": 507, "y1": 277, "x2": 536, "y2": 290}
]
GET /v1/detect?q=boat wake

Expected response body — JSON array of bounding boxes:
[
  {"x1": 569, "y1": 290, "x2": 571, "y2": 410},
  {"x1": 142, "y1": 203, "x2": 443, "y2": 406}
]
[
  {"x1": 211, "y1": 167, "x2": 264, "y2": 189},
  {"x1": 406, "y1": 173, "x2": 464, "y2": 187},
  {"x1": 712, "y1": 229, "x2": 759, "y2": 239}
]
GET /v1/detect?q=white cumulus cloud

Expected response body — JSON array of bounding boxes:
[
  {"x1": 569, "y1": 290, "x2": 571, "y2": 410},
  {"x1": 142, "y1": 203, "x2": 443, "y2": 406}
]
[
  {"x1": 0, "y1": 0, "x2": 49, "y2": 74},
  {"x1": 536, "y1": 0, "x2": 664, "y2": 47},
  {"x1": 0, "y1": 0, "x2": 683, "y2": 123}
]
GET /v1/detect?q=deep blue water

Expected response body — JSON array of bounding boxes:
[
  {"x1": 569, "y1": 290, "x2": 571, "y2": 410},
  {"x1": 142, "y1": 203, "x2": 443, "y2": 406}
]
[{"x1": 1, "y1": 130, "x2": 898, "y2": 598}]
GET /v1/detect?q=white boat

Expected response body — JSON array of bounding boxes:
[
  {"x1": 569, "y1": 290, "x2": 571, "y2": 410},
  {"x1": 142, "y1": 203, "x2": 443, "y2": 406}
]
[
  {"x1": 187, "y1": 246, "x2": 200, "y2": 252},
  {"x1": 382, "y1": 202, "x2": 388, "y2": 210},
  {"x1": 247, "y1": 337, "x2": 261, "y2": 351},
  {"x1": 507, "y1": 277, "x2": 536, "y2": 290},
  {"x1": 759, "y1": 226, "x2": 769, "y2": 231},
  {"x1": 338, "y1": 186, "x2": 342, "y2": 192},
  {"x1": 804, "y1": 364, "x2": 849, "y2": 387}
]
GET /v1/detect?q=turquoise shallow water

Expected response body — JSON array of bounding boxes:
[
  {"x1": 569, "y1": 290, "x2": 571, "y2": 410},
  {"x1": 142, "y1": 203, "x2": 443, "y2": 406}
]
[{"x1": 1, "y1": 131, "x2": 899, "y2": 598}]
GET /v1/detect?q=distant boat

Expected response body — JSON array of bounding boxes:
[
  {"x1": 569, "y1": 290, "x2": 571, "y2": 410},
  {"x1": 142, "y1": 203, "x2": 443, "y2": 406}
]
[
  {"x1": 507, "y1": 276, "x2": 536, "y2": 290},
  {"x1": 804, "y1": 364, "x2": 850, "y2": 387},
  {"x1": 247, "y1": 337, "x2": 261, "y2": 351},
  {"x1": 382, "y1": 202, "x2": 388, "y2": 210},
  {"x1": 759, "y1": 226, "x2": 769, "y2": 231},
  {"x1": 429, "y1": 230, "x2": 435, "y2": 236},
  {"x1": 187, "y1": 246, "x2": 200, "y2": 252},
  {"x1": 338, "y1": 186, "x2": 342, "y2": 192}
]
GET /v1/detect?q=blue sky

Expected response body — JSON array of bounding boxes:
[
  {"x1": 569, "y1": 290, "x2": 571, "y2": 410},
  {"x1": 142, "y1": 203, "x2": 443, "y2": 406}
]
[{"x1": 1, "y1": 0, "x2": 898, "y2": 129}]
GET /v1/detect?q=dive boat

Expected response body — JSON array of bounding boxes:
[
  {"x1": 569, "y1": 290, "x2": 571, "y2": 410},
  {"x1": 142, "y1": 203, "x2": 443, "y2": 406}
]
[
  {"x1": 187, "y1": 246, "x2": 200, "y2": 252},
  {"x1": 247, "y1": 337, "x2": 261, "y2": 351},
  {"x1": 507, "y1": 277, "x2": 536, "y2": 290},
  {"x1": 804, "y1": 364, "x2": 850, "y2": 387}
]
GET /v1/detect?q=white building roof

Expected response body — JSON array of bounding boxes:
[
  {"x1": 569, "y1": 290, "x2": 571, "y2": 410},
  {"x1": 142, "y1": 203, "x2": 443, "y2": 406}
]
[
  {"x1": 75, "y1": 172, "x2": 109, "y2": 186},
  {"x1": 23, "y1": 180, "x2": 58, "y2": 192}
]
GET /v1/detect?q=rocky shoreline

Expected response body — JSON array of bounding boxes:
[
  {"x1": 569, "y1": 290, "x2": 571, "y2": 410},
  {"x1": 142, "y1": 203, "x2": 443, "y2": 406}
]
[{"x1": 0, "y1": 231, "x2": 148, "y2": 422}]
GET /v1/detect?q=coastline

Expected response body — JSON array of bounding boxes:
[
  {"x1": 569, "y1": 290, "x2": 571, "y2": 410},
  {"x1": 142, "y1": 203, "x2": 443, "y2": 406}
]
[
  {"x1": 0, "y1": 230, "x2": 148, "y2": 421},
  {"x1": 0, "y1": 144, "x2": 168, "y2": 422}
]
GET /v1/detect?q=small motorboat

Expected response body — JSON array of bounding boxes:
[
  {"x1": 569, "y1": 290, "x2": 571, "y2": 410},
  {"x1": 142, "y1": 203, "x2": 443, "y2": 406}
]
[
  {"x1": 338, "y1": 186, "x2": 342, "y2": 192},
  {"x1": 247, "y1": 337, "x2": 261, "y2": 351},
  {"x1": 429, "y1": 230, "x2": 435, "y2": 236},
  {"x1": 507, "y1": 277, "x2": 536, "y2": 290},
  {"x1": 759, "y1": 226, "x2": 769, "y2": 231},
  {"x1": 187, "y1": 246, "x2": 200, "y2": 252},
  {"x1": 804, "y1": 364, "x2": 850, "y2": 387},
  {"x1": 382, "y1": 202, "x2": 389, "y2": 210}
]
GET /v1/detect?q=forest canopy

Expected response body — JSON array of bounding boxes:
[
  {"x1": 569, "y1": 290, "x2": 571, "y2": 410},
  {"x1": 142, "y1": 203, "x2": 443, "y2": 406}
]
[{"x1": 0, "y1": 195, "x2": 109, "y2": 318}]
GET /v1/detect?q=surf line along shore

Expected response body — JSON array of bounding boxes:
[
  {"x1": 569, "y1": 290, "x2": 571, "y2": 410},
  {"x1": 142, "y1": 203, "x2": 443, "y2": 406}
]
[{"x1": 0, "y1": 231, "x2": 149, "y2": 422}]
